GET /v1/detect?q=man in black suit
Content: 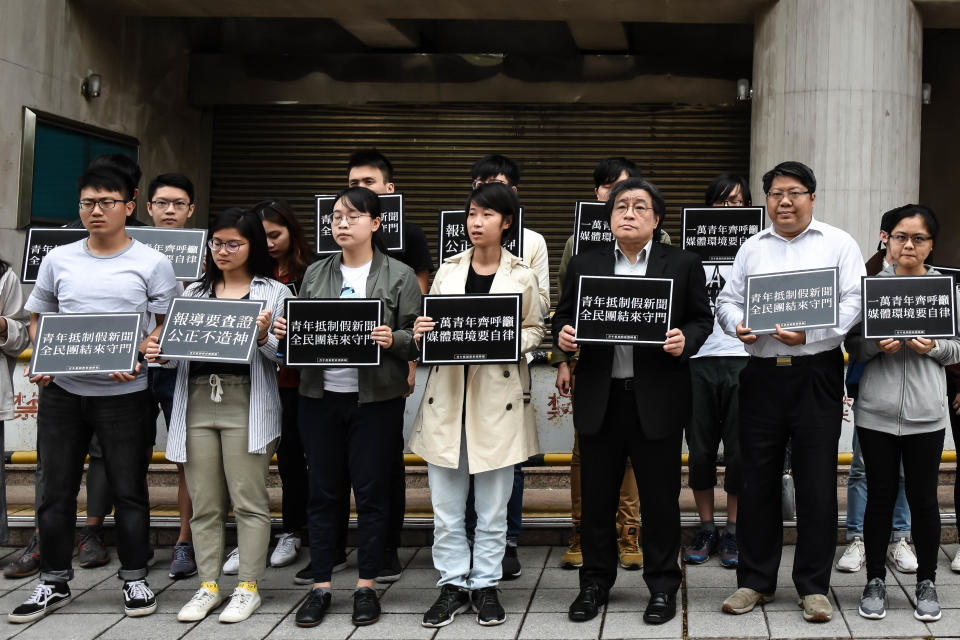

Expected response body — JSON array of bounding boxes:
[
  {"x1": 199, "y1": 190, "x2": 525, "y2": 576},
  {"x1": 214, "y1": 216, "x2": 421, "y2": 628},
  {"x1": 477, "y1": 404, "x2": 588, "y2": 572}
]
[{"x1": 553, "y1": 177, "x2": 713, "y2": 625}]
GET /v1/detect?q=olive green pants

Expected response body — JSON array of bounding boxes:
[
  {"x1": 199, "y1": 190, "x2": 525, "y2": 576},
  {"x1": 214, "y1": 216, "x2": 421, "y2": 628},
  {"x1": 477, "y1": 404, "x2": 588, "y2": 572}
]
[{"x1": 183, "y1": 375, "x2": 276, "y2": 583}]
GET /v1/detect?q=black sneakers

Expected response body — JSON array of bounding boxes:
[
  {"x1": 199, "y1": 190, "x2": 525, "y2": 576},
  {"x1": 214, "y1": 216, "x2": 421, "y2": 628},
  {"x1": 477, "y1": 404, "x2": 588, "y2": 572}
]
[
  {"x1": 422, "y1": 584, "x2": 471, "y2": 628},
  {"x1": 375, "y1": 548, "x2": 403, "y2": 583},
  {"x1": 472, "y1": 586, "x2": 506, "y2": 626},
  {"x1": 122, "y1": 579, "x2": 157, "y2": 617},
  {"x1": 501, "y1": 546, "x2": 522, "y2": 580},
  {"x1": 8, "y1": 582, "x2": 72, "y2": 623}
]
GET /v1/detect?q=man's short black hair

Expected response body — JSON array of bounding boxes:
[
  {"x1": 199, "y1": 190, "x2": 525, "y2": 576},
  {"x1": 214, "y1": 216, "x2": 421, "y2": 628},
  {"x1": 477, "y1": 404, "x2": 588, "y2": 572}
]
[
  {"x1": 593, "y1": 157, "x2": 640, "y2": 189},
  {"x1": 761, "y1": 161, "x2": 816, "y2": 195},
  {"x1": 704, "y1": 173, "x2": 752, "y2": 207},
  {"x1": 77, "y1": 167, "x2": 134, "y2": 201},
  {"x1": 148, "y1": 173, "x2": 195, "y2": 203},
  {"x1": 605, "y1": 177, "x2": 666, "y2": 242},
  {"x1": 87, "y1": 154, "x2": 142, "y2": 193},
  {"x1": 347, "y1": 149, "x2": 394, "y2": 184},
  {"x1": 470, "y1": 154, "x2": 520, "y2": 187}
]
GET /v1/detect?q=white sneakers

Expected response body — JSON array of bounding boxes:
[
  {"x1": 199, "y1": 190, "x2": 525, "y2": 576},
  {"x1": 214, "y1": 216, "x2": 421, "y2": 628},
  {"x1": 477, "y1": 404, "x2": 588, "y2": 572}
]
[
  {"x1": 836, "y1": 537, "x2": 865, "y2": 572},
  {"x1": 219, "y1": 583, "x2": 262, "y2": 623},
  {"x1": 888, "y1": 538, "x2": 918, "y2": 573},
  {"x1": 837, "y1": 537, "x2": 919, "y2": 574},
  {"x1": 178, "y1": 582, "x2": 224, "y2": 622},
  {"x1": 222, "y1": 548, "x2": 240, "y2": 575},
  {"x1": 270, "y1": 533, "x2": 302, "y2": 567},
  {"x1": 952, "y1": 547, "x2": 960, "y2": 573}
]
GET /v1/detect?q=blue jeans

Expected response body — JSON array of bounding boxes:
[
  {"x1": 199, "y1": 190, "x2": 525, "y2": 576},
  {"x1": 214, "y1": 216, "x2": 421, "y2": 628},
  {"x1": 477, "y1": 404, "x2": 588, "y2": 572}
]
[
  {"x1": 846, "y1": 426, "x2": 911, "y2": 541},
  {"x1": 428, "y1": 432, "x2": 514, "y2": 590},
  {"x1": 465, "y1": 463, "x2": 523, "y2": 545}
]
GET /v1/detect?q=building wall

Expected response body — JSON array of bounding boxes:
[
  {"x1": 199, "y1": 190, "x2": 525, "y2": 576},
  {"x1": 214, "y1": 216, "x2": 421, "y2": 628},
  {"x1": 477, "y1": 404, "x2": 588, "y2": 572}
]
[
  {"x1": 919, "y1": 29, "x2": 960, "y2": 268},
  {"x1": 0, "y1": 0, "x2": 209, "y2": 269}
]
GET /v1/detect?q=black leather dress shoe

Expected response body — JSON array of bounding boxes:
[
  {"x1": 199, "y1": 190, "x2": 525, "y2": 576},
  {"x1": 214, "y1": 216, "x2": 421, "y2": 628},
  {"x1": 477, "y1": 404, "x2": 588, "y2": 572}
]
[
  {"x1": 569, "y1": 584, "x2": 608, "y2": 622},
  {"x1": 295, "y1": 588, "x2": 331, "y2": 627},
  {"x1": 643, "y1": 591, "x2": 677, "y2": 624},
  {"x1": 352, "y1": 587, "x2": 381, "y2": 626}
]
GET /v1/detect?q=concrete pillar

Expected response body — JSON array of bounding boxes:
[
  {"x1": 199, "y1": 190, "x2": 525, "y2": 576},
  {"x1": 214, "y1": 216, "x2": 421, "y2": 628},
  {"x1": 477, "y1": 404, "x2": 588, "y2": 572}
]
[{"x1": 750, "y1": 0, "x2": 923, "y2": 257}]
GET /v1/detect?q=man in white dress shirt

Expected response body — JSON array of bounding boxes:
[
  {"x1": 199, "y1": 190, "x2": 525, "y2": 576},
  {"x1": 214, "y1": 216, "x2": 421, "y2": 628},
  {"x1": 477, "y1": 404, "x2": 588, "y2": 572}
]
[{"x1": 715, "y1": 161, "x2": 865, "y2": 623}]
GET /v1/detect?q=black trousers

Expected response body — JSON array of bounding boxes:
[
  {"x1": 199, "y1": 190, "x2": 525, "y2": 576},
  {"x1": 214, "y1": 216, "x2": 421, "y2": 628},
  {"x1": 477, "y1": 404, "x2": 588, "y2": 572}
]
[
  {"x1": 736, "y1": 350, "x2": 843, "y2": 596},
  {"x1": 277, "y1": 387, "x2": 309, "y2": 534},
  {"x1": 948, "y1": 374, "x2": 960, "y2": 517},
  {"x1": 37, "y1": 383, "x2": 153, "y2": 582},
  {"x1": 299, "y1": 392, "x2": 401, "y2": 582},
  {"x1": 579, "y1": 385, "x2": 682, "y2": 595},
  {"x1": 385, "y1": 399, "x2": 407, "y2": 551},
  {"x1": 858, "y1": 426, "x2": 944, "y2": 583}
]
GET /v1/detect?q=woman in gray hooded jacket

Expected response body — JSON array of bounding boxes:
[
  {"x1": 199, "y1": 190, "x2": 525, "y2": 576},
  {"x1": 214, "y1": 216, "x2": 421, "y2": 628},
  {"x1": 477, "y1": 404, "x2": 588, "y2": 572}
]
[{"x1": 845, "y1": 205, "x2": 960, "y2": 623}]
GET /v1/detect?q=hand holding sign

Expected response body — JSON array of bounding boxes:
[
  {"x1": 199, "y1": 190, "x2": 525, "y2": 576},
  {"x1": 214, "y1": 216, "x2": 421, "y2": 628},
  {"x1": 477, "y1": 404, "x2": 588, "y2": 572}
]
[
  {"x1": 735, "y1": 321, "x2": 759, "y2": 345},
  {"x1": 663, "y1": 328, "x2": 685, "y2": 356},
  {"x1": 771, "y1": 324, "x2": 806, "y2": 347},
  {"x1": 877, "y1": 338, "x2": 902, "y2": 354},
  {"x1": 371, "y1": 326, "x2": 394, "y2": 349},
  {"x1": 413, "y1": 316, "x2": 435, "y2": 346},
  {"x1": 557, "y1": 324, "x2": 578, "y2": 352},
  {"x1": 273, "y1": 316, "x2": 287, "y2": 341},
  {"x1": 906, "y1": 336, "x2": 935, "y2": 355},
  {"x1": 256, "y1": 309, "x2": 272, "y2": 345}
]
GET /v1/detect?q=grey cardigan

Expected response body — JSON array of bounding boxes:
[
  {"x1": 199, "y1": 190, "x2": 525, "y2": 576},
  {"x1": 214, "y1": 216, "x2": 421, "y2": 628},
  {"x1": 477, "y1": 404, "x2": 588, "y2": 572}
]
[
  {"x1": 297, "y1": 248, "x2": 421, "y2": 403},
  {"x1": 845, "y1": 265, "x2": 960, "y2": 435},
  {"x1": 0, "y1": 270, "x2": 30, "y2": 421},
  {"x1": 166, "y1": 276, "x2": 292, "y2": 462}
]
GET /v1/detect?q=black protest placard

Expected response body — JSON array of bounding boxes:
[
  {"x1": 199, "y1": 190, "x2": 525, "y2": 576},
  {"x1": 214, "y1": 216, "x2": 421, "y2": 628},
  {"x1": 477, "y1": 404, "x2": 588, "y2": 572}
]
[
  {"x1": 284, "y1": 299, "x2": 382, "y2": 367},
  {"x1": 20, "y1": 228, "x2": 89, "y2": 283},
  {"x1": 158, "y1": 298, "x2": 264, "y2": 363},
  {"x1": 315, "y1": 193, "x2": 405, "y2": 255},
  {"x1": 420, "y1": 294, "x2": 521, "y2": 365},
  {"x1": 574, "y1": 275, "x2": 673, "y2": 344},
  {"x1": 572, "y1": 201, "x2": 613, "y2": 256},
  {"x1": 437, "y1": 208, "x2": 524, "y2": 263},
  {"x1": 744, "y1": 267, "x2": 839, "y2": 335},
  {"x1": 934, "y1": 266, "x2": 960, "y2": 333},
  {"x1": 126, "y1": 227, "x2": 207, "y2": 280},
  {"x1": 681, "y1": 207, "x2": 764, "y2": 264},
  {"x1": 861, "y1": 275, "x2": 956, "y2": 339},
  {"x1": 30, "y1": 313, "x2": 142, "y2": 376}
]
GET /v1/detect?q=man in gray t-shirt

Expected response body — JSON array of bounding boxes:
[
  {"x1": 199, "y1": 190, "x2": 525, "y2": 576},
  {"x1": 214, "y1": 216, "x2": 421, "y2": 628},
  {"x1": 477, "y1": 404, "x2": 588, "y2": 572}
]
[{"x1": 10, "y1": 167, "x2": 176, "y2": 624}]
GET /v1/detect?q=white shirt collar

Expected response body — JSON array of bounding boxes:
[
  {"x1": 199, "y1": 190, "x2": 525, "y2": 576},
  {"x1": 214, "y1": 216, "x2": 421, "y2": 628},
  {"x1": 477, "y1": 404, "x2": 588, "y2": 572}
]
[
  {"x1": 765, "y1": 216, "x2": 826, "y2": 243},
  {"x1": 614, "y1": 238, "x2": 653, "y2": 265}
]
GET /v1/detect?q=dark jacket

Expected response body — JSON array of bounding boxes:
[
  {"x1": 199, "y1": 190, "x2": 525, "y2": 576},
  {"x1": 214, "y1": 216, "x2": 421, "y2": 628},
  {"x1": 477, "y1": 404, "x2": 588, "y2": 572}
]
[
  {"x1": 552, "y1": 241, "x2": 713, "y2": 438},
  {"x1": 296, "y1": 248, "x2": 421, "y2": 403}
]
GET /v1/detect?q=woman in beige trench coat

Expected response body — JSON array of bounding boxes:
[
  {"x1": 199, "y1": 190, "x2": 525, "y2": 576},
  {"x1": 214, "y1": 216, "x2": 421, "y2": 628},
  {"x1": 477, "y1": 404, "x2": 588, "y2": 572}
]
[{"x1": 411, "y1": 182, "x2": 544, "y2": 628}]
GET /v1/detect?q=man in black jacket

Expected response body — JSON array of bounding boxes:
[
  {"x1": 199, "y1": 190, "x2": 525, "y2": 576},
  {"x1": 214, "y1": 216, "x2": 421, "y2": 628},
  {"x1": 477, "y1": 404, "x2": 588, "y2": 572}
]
[{"x1": 553, "y1": 177, "x2": 713, "y2": 625}]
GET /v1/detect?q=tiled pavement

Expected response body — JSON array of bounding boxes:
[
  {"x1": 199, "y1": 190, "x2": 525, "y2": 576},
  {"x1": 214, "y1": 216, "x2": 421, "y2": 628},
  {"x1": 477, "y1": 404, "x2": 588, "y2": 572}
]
[{"x1": 1, "y1": 543, "x2": 959, "y2": 639}]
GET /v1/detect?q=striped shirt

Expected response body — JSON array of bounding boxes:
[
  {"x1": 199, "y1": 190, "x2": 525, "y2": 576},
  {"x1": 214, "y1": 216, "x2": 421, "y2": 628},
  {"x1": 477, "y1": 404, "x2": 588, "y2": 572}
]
[{"x1": 165, "y1": 276, "x2": 292, "y2": 462}]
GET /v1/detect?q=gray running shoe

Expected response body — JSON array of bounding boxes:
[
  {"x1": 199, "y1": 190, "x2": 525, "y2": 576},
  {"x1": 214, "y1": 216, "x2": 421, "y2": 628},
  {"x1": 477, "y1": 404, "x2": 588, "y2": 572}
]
[
  {"x1": 858, "y1": 578, "x2": 886, "y2": 619},
  {"x1": 77, "y1": 526, "x2": 109, "y2": 568},
  {"x1": 914, "y1": 579, "x2": 941, "y2": 622},
  {"x1": 3, "y1": 533, "x2": 40, "y2": 579},
  {"x1": 169, "y1": 541, "x2": 198, "y2": 579}
]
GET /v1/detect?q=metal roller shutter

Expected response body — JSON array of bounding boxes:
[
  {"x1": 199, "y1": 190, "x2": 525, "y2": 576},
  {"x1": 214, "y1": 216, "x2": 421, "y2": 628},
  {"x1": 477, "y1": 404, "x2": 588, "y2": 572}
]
[{"x1": 209, "y1": 103, "x2": 750, "y2": 314}]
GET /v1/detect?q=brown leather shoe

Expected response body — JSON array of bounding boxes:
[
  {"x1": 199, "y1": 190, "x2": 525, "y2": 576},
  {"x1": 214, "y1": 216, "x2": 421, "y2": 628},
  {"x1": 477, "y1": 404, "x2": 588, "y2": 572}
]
[
  {"x1": 560, "y1": 534, "x2": 583, "y2": 569},
  {"x1": 618, "y1": 527, "x2": 643, "y2": 570}
]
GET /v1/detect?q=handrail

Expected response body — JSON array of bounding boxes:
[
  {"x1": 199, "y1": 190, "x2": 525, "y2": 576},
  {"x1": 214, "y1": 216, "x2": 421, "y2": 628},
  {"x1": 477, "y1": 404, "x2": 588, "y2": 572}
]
[{"x1": 5, "y1": 450, "x2": 958, "y2": 466}]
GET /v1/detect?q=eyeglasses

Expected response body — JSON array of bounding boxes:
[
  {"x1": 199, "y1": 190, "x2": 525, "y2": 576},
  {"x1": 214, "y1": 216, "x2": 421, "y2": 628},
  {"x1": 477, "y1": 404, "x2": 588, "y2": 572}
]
[
  {"x1": 888, "y1": 233, "x2": 931, "y2": 246},
  {"x1": 149, "y1": 199, "x2": 191, "y2": 212},
  {"x1": 612, "y1": 202, "x2": 653, "y2": 216},
  {"x1": 472, "y1": 178, "x2": 509, "y2": 189},
  {"x1": 207, "y1": 239, "x2": 247, "y2": 253},
  {"x1": 716, "y1": 198, "x2": 745, "y2": 207},
  {"x1": 331, "y1": 213, "x2": 371, "y2": 226},
  {"x1": 79, "y1": 198, "x2": 130, "y2": 211},
  {"x1": 765, "y1": 190, "x2": 810, "y2": 201}
]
